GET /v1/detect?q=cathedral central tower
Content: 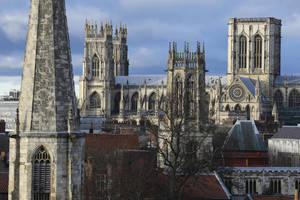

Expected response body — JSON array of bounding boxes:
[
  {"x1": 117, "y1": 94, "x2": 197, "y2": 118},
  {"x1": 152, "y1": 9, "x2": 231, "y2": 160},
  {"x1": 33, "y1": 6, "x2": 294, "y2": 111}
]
[{"x1": 9, "y1": 0, "x2": 85, "y2": 199}]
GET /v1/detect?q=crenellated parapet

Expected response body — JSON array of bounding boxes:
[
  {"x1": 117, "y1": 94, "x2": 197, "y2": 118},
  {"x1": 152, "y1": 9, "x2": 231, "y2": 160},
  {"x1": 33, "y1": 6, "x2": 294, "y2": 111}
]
[
  {"x1": 168, "y1": 41, "x2": 205, "y2": 68},
  {"x1": 85, "y1": 20, "x2": 127, "y2": 41}
]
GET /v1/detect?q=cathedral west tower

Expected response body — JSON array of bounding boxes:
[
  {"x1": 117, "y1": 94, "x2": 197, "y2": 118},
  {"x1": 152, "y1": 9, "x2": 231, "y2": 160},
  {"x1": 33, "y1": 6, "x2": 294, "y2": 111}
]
[{"x1": 9, "y1": 0, "x2": 85, "y2": 199}]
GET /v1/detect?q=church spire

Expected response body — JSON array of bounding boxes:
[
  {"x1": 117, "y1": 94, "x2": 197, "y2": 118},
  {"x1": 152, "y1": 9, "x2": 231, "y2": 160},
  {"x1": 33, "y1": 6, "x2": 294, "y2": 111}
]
[{"x1": 18, "y1": 0, "x2": 78, "y2": 132}]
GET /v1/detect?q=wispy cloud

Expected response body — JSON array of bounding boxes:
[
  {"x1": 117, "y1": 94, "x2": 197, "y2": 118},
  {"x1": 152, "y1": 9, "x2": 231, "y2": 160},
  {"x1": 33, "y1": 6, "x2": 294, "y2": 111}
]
[
  {"x1": 67, "y1": 5, "x2": 112, "y2": 38},
  {"x1": 0, "y1": 76, "x2": 80, "y2": 96},
  {"x1": 285, "y1": 14, "x2": 300, "y2": 39},
  {"x1": 0, "y1": 11, "x2": 27, "y2": 41},
  {"x1": 0, "y1": 53, "x2": 23, "y2": 69}
]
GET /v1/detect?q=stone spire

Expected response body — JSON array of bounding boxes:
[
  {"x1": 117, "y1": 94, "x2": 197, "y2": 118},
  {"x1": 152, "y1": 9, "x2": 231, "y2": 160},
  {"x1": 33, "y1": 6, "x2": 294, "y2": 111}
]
[{"x1": 18, "y1": 0, "x2": 77, "y2": 132}]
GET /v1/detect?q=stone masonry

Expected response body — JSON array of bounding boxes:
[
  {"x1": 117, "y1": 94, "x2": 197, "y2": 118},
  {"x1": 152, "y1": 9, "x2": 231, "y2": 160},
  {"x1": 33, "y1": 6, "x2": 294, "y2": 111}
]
[{"x1": 8, "y1": 0, "x2": 85, "y2": 199}]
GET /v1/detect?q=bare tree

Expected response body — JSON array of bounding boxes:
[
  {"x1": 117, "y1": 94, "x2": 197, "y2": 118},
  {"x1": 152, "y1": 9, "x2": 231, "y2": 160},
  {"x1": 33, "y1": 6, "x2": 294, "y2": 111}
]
[{"x1": 145, "y1": 87, "x2": 220, "y2": 200}]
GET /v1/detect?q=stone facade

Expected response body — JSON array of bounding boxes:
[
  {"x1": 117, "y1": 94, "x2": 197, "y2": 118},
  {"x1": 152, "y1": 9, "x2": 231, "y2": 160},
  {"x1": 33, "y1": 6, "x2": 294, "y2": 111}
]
[
  {"x1": 219, "y1": 167, "x2": 300, "y2": 196},
  {"x1": 79, "y1": 17, "x2": 300, "y2": 125},
  {"x1": 79, "y1": 29, "x2": 207, "y2": 124},
  {"x1": 8, "y1": 0, "x2": 85, "y2": 199}
]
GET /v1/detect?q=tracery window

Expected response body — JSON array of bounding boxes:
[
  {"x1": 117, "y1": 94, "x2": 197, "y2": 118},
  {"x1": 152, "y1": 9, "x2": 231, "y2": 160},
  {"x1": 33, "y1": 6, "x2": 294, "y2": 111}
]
[
  {"x1": 234, "y1": 104, "x2": 241, "y2": 112},
  {"x1": 148, "y1": 93, "x2": 156, "y2": 111},
  {"x1": 92, "y1": 55, "x2": 100, "y2": 77},
  {"x1": 239, "y1": 35, "x2": 247, "y2": 68},
  {"x1": 114, "y1": 92, "x2": 121, "y2": 114},
  {"x1": 33, "y1": 146, "x2": 51, "y2": 200},
  {"x1": 225, "y1": 105, "x2": 230, "y2": 112},
  {"x1": 175, "y1": 76, "x2": 183, "y2": 116},
  {"x1": 90, "y1": 92, "x2": 101, "y2": 109},
  {"x1": 289, "y1": 89, "x2": 300, "y2": 108},
  {"x1": 274, "y1": 90, "x2": 283, "y2": 108},
  {"x1": 254, "y1": 35, "x2": 262, "y2": 68},
  {"x1": 245, "y1": 179, "x2": 257, "y2": 194},
  {"x1": 131, "y1": 92, "x2": 138, "y2": 112},
  {"x1": 269, "y1": 179, "x2": 282, "y2": 194},
  {"x1": 187, "y1": 75, "x2": 195, "y2": 118}
]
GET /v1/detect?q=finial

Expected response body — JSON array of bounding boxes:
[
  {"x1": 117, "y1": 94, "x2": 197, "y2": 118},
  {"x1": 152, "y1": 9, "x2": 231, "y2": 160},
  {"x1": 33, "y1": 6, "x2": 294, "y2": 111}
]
[{"x1": 202, "y1": 42, "x2": 205, "y2": 53}]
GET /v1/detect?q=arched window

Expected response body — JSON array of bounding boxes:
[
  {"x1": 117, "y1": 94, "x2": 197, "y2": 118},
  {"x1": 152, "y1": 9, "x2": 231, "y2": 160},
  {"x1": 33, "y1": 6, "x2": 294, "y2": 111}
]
[
  {"x1": 90, "y1": 92, "x2": 101, "y2": 109},
  {"x1": 234, "y1": 104, "x2": 241, "y2": 112},
  {"x1": 92, "y1": 55, "x2": 100, "y2": 77},
  {"x1": 225, "y1": 105, "x2": 230, "y2": 112},
  {"x1": 131, "y1": 92, "x2": 138, "y2": 112},
  {"x1": 254, "y1": 35, "x2": 262, "y2": 68},
  {"x1": 239, "y1": 35, "x2": 247, "y2": 68},
  {"x1": 148, "y1": 93, "x2": 156, "y2": 111},
  {"x1": 246, "y1": 105, "x2": 250, "y2": 120},
  {"x1": 187, "y1": 75, "x2": 195, "y2": 118},
  {"x1": 289, "y1": 89, "x2": 300, "y2": 108},
  {"x1": 33, "y1": 146, "x2": 51, "y2": 200},
  {"x1": 274, "y1": 90, "x2": 283, "y2": 108},
  {"x1": 175, "y1": 76, "x2": 183, "y2": 115},
  {"x1": 114, "y1": 92, "x2": 121, "y2": 114}
]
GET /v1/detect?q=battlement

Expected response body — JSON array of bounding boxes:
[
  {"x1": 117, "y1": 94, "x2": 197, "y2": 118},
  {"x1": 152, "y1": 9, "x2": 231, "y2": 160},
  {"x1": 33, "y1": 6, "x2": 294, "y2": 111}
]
[
  {"x1": 85, "y1": 20, "x2": 127, "y2": 41},
  {"x1": 169, "y1": 41, "x2": 205, "y2": 68}
]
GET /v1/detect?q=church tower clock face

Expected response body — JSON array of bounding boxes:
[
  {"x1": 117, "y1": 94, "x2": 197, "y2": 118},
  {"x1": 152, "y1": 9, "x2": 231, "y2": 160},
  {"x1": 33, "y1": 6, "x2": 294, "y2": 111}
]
[{"x1": 229, "y1": 84, "x2": 245, "y2": 102}]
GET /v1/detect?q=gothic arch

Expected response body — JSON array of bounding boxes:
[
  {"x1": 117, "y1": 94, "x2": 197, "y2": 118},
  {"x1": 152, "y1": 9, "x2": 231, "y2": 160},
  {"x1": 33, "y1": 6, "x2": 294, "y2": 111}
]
[
  {"x1": 274, "y1": 90, "x2": 284, "y2": 107},
  {"x1": 239, "y1": 35, "x2": 247, "y2": 68},
  {"x1": 92, "y1": 54, "x2": 100, "y2": 77},
  {"x1": 246, "y1": 104, "x2": 250, "y2": 120},
  {"x1": 234, "y1": 104, "x2": 241, "y2": 112},
  {"x1": 89, "y1": 92, "x2": 101, "y2": 109},
  {"x1": 32, "y1": 146, "x2": 51, "y2": 199},
  {"x1": 114, "y1": 92, "x2": 121, "y2": 114},
  {"x1": 175, "y1": 75, "x2": 183, "y2": 115},
  {"x1": 148, "y1": 92, "x2": 156, "y2": 111},
  {"x1": 131, "y1": 92, "x2": 138, "y2": 112},
  {"x1": 289, "y1": 89, "x2": 300, "y2": 108},
  {"x1": 187, "y1": 75, "x2": 195, "y2": 117},
  {"x1": 225, "y1": 104, "x2": 230, "y2": 112},
  {"x1": 254, "y1": 34, "x2": 263, "y2": 68}
]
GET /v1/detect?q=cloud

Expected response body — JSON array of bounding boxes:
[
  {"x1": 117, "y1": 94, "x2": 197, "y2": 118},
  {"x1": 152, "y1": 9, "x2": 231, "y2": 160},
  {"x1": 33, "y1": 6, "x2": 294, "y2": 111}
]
[
  {"x1": 0, "y1": 12, "x2": 27, "y2": 41},
  {"x1": 66, "y1": 5, "x2": 112, "y2": 38},
  {"x1": 129, "y1": 46, "x2": 167, "y2": 74},
  {"x1": 0, "y1": 53, "x2": 23, "y2": 69},
  {"x1": 119, "y1": 0, "x2": 219, "y2": 10},
  {"x1": 0, "y1": 76, "x2": 80, "y2": 96},
  {"x1": 285, "y1": 14, "x2": 300, "y2": 39}
]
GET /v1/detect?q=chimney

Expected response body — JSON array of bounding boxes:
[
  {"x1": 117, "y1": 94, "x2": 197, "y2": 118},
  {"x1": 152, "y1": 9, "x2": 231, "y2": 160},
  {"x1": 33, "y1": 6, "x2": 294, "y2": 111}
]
[{"x1": 89, "y1": 122, "x2": 94, "y2": 134}]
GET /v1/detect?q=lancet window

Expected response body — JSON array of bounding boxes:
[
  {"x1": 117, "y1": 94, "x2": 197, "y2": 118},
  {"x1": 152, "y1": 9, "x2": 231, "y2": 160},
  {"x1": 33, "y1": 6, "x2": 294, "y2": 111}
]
[
  {"x1": 33, "y1": 146, "x2": 51, "y2": 200},
  {"x1": 239, "y1": 35, "x2": 247, "y2": 68}
]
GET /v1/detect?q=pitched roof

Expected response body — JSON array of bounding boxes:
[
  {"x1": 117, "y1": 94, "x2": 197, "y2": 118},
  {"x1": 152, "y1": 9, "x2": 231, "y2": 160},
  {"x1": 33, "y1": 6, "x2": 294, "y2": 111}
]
[
  {"x1": 274, "y1": 75, "x2": 300, "y2": 85},
  {"x1": 0, "y1": 173, "x2": 8, "y2": 193},
  {"x1": 271, "y1": 126, "x2": 300, "y2": 139},
  {"x1": 183, "y1": 172, "x2": 231, "y2": 200},
  {"x1": 240, "y1": 77, "x2": 255, "y2": 96},
  {"x1": 115, "y1": 75, "x2": 166, "y2": 86},
  {"x1": 85, "y1": 134, "x2": 140, "y2": 155},
  {"x1": 223, "y1": 120, "x2": 267, "y2": 152}
]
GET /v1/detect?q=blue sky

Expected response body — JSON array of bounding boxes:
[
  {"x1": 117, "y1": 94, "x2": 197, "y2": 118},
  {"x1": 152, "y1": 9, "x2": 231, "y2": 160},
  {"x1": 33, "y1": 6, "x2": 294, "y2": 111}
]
[{"x1": 0, "y1": 0, "x2": 300, "y2": 95}]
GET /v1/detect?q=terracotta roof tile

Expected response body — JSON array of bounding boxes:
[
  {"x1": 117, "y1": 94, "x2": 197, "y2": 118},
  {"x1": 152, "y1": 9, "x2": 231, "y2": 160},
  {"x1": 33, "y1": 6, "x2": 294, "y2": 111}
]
[
  {"x1": 183, "y1": 174, "x2": 230, "y2": 199},
  {"x1": 85, "y1": 134, "x2": 140, "y2": 155},
  {"x1": 0, "y1": 173, "x2": 8, "y2": 193}
]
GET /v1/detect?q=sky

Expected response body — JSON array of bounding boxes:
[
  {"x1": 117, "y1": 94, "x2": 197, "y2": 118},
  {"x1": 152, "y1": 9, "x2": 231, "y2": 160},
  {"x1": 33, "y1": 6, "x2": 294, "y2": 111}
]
[{"x1": 0, "y1": 0, "x2": 300, "y2": 95}]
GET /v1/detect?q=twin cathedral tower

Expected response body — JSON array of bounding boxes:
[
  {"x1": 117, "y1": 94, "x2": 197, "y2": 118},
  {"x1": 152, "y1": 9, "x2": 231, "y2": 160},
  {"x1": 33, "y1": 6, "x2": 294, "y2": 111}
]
[
  {"x1": 9, "y1": 0, "x2": 289, "y2": 198},
  {"x1": 79, "y1": 17, "x2": 284, "y2": 124}
]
